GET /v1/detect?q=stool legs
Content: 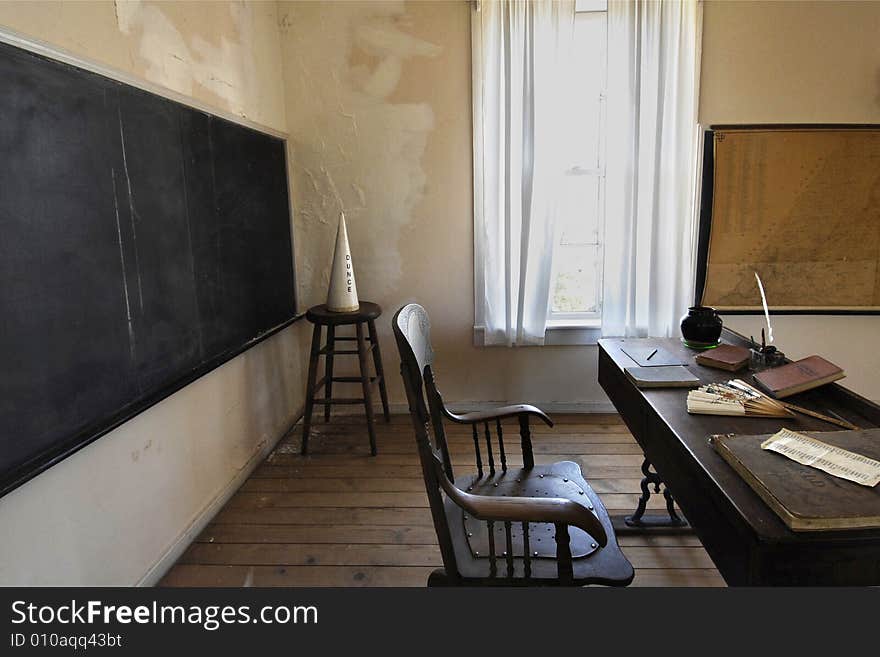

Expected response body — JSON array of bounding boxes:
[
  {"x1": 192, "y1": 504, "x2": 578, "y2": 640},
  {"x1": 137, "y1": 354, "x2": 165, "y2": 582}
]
[
  {"x1": 368, "y1": 319, "x2": 391, "y2": 422},
  {"x1": 302, "y1": 309, "x2": 385, "y2": 456},
  {"x1": 324, "y1": 325, "x2": 335, "y2": 422},
  {"x1": 356, "y1": 322, "x2": 378, "y2": 456},
  {"x1": 301, "y1": 323, "x2": 322, "y2": 455}
]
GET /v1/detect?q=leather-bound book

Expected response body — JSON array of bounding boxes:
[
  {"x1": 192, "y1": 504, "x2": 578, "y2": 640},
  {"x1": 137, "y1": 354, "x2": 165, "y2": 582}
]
[
  {"x1": 752, "y1": 355, "x2": 845, "y2": 398},
  {"x1": 694, "y1": 344, "x2": 750, "y2": 372},
  {"x1": 711, "y1": 429, "x2": 880, "y2": 531}
]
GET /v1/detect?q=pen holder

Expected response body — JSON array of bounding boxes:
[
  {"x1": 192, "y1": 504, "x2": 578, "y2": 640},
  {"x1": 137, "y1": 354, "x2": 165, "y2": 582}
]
[{"x1": 750, "y1": 346, "x2": 785, "y2": 369}]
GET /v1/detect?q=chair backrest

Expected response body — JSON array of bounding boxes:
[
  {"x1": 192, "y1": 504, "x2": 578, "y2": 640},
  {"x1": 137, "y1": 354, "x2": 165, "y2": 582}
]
[
  {"x1": 392, "y1": 303, "x2": 455, "y2": 472},
  {"x1": 392, "y1": 303, "x2": 459, "y2": 574}
]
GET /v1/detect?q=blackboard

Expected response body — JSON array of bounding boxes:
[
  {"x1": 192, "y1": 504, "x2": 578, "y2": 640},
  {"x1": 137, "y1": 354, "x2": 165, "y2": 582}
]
[{"x1": 0, "y1": 41, "x2": 297, "y2": 496}]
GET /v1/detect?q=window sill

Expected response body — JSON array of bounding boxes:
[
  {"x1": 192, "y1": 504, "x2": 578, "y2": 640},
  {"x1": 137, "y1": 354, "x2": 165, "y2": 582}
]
[
  {"x1": 473, "y1": 322, "x2": 602, "y2": 347},
  {"x1": 545, "y1": 322, "x2": 602, "y2": 345}
]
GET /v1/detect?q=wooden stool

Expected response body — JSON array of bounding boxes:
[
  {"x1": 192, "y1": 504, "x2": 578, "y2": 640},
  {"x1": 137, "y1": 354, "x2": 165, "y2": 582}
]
[{"x1": 301, "y1": 301, "x2": 390, "y2": 455}]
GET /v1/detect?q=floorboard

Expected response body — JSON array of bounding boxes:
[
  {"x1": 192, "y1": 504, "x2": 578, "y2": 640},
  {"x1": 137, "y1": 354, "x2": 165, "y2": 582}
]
[{"x1": 160, "y1": 413, "x2": 725, "y2": 587}]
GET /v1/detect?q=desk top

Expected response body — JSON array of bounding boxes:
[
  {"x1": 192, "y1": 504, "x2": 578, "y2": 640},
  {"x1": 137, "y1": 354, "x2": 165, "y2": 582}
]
[{"x1": 599, "y1": 330, "x2": 880, "y2": 545}]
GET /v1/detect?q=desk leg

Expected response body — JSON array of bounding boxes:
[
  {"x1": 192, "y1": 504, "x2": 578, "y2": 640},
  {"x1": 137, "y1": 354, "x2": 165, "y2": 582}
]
[{"x1": 612, "y1": 458, "x2": 691, "y2": 534}]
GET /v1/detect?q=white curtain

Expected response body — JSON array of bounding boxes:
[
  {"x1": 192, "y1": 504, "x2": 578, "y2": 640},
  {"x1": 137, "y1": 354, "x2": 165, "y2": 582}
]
[
  {"x1": 601, "y1": 0, "x2": 703, "y2": 338},
  {"x1": 473, "y1": 0, "x2": 575, "y2": 346}
]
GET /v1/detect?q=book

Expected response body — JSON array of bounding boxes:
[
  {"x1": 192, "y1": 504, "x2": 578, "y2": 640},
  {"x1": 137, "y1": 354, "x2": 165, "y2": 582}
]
[
  {"x1": 711, "y1": 429, "x2": 880, "y2": 531},
  {"x1": 686, "y1": 379, "x2": 794, "y2": 418},
  {"x1": 624, "y1": 365, "x2": 700, "y2": 388},
  {"x1": 752, "y1": 355, "x2": 845, "y2": 398},
  {"x1": 694, "y1": 344, "x2": 750, "y2": 372}
]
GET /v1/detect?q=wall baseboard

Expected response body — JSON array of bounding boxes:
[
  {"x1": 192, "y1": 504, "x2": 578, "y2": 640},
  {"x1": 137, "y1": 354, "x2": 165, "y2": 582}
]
[
  {"x1": 395, "y1": 401, "x2": 617, "y2": 414},
  {"x1": 332, "y1": 401, "x2": 618, "y2": 415},
  {"x1": 136, "y1": 413, "x2": 301, "y2": 587}
]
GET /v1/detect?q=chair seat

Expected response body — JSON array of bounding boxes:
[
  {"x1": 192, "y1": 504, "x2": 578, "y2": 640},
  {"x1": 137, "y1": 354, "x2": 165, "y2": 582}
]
[{"x1": 443, "y1": 461, "x2": 634, "y2": 586}]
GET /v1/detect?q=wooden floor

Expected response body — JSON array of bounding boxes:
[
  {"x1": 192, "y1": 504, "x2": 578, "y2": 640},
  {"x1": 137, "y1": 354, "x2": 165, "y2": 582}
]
[{"x1": 161, "y1": 413, "x2": 725, "y2": 587}]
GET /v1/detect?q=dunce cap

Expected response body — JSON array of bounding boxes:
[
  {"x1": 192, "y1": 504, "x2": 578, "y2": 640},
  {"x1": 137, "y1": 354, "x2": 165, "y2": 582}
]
[{"x1": 326, "y1": 211, "x2": 359, "y2": 312}]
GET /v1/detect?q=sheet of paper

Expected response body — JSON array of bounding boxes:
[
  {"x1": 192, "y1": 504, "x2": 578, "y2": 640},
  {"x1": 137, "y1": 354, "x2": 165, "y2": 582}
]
[{"x1": 761, "y1": 428, "x2": 880, "y2": 487}]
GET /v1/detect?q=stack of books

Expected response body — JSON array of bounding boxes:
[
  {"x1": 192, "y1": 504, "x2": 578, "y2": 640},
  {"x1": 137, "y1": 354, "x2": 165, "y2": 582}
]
[{"x1": 686, "y1": 379, "x2": 794, "y2": 418}]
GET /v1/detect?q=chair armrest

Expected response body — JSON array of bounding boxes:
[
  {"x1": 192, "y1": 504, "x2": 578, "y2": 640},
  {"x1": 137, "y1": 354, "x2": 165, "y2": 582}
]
[
  {"x1": 438, "y1": 475, "x2": 607, "y2": 546},
  {"x1": 442, "y1": 404, "x2": 553, "y2": 428}
]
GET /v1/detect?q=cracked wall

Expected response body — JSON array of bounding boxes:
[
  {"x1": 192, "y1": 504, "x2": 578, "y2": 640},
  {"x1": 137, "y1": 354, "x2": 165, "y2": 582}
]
[
  {"x1": 0, "y1": 0, "x2": 286, "y2": 127},
  {"x1": 280, "y1": 1, "x2": 441, "y2": 307}
]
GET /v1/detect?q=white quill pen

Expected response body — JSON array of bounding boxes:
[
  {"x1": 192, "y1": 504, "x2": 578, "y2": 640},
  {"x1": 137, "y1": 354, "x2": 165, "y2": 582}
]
[{"x1": 754, "y1": 271, "x2": 774, "y2": 344}]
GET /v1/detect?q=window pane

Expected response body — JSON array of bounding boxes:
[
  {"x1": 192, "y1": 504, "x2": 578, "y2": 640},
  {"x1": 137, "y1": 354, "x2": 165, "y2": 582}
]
[
  {"x1": 550, "y1": 9, "x2": 606, "y2": 320},
  {"x1": 576, "y1": 0, "x2": 608, "y2": 11},
  {"x1": 559, "y1": 174, "x2": 600, "y2": 245},
  {"x1": 567, "y1": 12, "x2": 606, "y2": 169},
  {"x1": 551, "y1": 244, "x2": 601, "y2": 313}
]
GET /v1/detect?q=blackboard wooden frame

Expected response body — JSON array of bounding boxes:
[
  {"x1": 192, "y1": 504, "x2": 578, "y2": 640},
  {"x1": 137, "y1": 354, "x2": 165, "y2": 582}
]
[
  {"x1": 694, "y1": 123, "x2": 880, "y2": 316},
  {"x1": 0, "y1": 31, "x2": 303, "y2": 498},
  {"x1": 1, "y1": 313, "x2": 305, "y2": 498}
]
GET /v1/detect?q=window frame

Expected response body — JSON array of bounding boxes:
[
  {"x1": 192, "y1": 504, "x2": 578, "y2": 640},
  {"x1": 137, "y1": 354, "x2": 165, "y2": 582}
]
[{"x1": 471, "y1": 0, "x2": 610, "y2": 347}]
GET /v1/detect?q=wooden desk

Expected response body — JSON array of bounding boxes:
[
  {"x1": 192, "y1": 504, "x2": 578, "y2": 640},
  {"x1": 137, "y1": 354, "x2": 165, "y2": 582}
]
[{"x1": 598, "y1": 331, "x2": 880, "y2": 585}]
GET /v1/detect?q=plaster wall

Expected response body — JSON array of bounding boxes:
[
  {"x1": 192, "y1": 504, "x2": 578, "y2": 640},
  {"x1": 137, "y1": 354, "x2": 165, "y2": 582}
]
[{"x1": 700, "y1": 0, "x2": 880, "y2": 401}]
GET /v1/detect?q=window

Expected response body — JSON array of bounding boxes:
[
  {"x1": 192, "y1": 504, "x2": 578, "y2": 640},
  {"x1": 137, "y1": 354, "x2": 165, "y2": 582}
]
[
  {"x1": 548, "y1": 3, "x2": 607, "y2": 329},
  {"x1": 472, "y1": 0, "x2": 700, "y2": 346}
]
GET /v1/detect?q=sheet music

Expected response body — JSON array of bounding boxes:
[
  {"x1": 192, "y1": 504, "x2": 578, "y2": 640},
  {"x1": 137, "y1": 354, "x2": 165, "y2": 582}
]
[{"x1": 761, "y1": 428, "x2": 880, "y2": 487}]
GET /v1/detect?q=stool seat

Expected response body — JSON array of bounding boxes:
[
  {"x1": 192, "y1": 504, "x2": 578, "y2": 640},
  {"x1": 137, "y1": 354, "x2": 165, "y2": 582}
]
[
  {"x1": 306, "y1": 301, "x2": 382, "y2": 325},
  {"x1": 301, "y1": 300, "x2": 390, "y2": 456}
]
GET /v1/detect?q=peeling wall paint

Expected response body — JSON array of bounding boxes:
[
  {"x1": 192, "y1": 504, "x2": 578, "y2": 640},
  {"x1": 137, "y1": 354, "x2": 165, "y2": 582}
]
[
  {"x1": 279, "y1": 1, "x2": 441, "y2": 307},
  {"x1": 0, "y1": 0, "x2": 286, "y2": 128},
  {"x1": 114, "y1": 0, "x2": 257, "y2": 120}
]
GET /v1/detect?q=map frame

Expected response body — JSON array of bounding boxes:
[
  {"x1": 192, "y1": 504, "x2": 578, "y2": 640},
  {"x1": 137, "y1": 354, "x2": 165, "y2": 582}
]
[{"x1": 694, "y1": 124, "x2": 880, "y2": 315}]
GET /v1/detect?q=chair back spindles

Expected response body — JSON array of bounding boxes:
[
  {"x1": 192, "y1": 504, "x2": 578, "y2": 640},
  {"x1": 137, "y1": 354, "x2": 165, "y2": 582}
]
[
  {"x1": 487, "y1": 520, "x2": 497, "y2": 577},
  {"x1": 504, "y1": 522, "x2": 515, "y2": 577},
  {"x1": 483, "y1": 422, "x2": 496, "y2": 477},
  {"x1": 496, "y1": 419, "x2": 507, "y2": 472},
  {"x1": 519, "y1": 414, "x2": 535, "y2": 470},
  {"x1": 417, "y1": 343, "x2": 522, "y2": 480},
  {"x1": 471, "y1": 424, "x2": 484, "y2": 478},
  {"x1": 555, "y1": 522, "x2": 574, "y2": 583}
]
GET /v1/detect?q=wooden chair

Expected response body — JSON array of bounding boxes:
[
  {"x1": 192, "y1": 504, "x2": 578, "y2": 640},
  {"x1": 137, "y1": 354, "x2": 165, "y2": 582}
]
[{"x1": 393, "y1": 303, "x2": 634, "y2": 586}]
